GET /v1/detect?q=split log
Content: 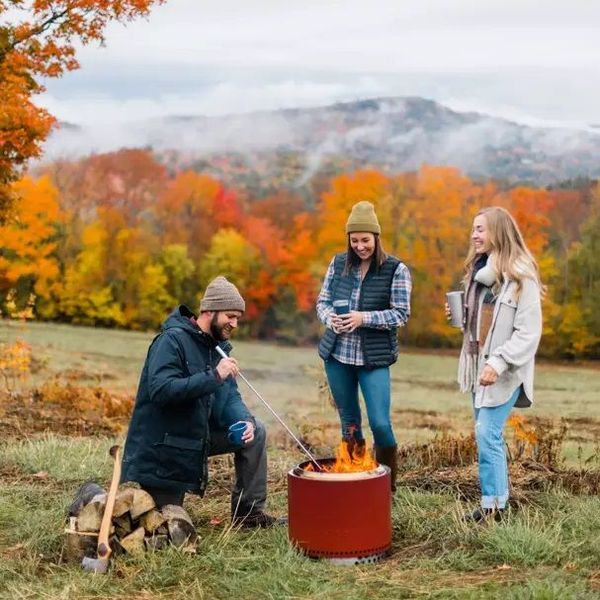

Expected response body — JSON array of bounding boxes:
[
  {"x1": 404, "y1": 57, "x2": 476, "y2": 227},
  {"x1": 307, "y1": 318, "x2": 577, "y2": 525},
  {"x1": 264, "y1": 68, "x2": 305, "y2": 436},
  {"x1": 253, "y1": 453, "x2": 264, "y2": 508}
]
[
  {"x1": 161, "y1": 504, "x2": 197, "y2": 548},
  {"x1": 113, "y1": 514, "x2": 133, "y2": 537},
  {"x1": 109, "y1": 534, "x2": 125, "y2": 556},
  {"x1": 76, "y1": 498, "x2": 106, "y2": 533},
  {"x1": 139, "y1": 509, "x2": 166, "y2": 533},
  {"x1": 63, "y1": 518, "x2": 98, "y2": 563},
  {"x1": 63, "y1": 529, "x2": 98, "y2": 563},
  {"x1": 119, "y1": 526, "x2": 146, "y2": 554},
  {"x1": 112, "y1": 489, "x2": 134, "y2": 518},
  {"x1": 129, "y1": 489, "x2": 155, "y2": 520},
  {"x1": 145, "y1": 534, "x2": 169, "y2": 551},
  {"x1": 65, "y1": 485, "x2": 203, "y2": 560}
]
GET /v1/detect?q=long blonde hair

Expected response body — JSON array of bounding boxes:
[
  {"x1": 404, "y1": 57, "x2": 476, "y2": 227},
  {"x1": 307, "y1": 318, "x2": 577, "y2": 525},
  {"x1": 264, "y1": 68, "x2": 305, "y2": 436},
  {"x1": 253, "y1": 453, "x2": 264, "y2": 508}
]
[{"x1": 463, "y1": 206, "x2": 544, "y2": 296}]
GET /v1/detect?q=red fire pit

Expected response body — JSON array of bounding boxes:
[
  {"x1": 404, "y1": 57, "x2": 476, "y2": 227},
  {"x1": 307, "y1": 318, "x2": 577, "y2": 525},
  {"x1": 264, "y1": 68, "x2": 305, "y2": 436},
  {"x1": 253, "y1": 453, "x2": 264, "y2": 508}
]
[{"x1": 288, "y1": 458, "x2": 392, "y2": 564}]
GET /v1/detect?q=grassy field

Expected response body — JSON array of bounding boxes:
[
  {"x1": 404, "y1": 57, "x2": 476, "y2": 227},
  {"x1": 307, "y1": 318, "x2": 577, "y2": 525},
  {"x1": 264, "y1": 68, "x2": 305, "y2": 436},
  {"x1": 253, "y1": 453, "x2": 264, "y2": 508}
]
[{"x1": 1, "y1": 320, "x2": 600, "y2": 599}]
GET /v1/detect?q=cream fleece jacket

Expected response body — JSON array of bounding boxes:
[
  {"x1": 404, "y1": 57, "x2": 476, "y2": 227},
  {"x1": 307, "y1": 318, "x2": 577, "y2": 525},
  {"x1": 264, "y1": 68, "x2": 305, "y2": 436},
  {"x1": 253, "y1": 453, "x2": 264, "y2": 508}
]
[{"x1": 470, "y1": 276, "x2": 542, "y2": 408}]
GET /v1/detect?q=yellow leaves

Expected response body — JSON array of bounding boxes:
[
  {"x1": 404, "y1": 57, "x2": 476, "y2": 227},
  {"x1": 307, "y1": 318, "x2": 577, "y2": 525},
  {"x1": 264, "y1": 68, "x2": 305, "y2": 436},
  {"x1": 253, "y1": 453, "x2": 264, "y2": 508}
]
[
  {"x1": 0, "y1": 176, "x2": 63, "y2": 312},
  {"x1": 0, "y1": 1, "x2": 164, "y2": 215},
  {"x1": 136, "y1": 263, "x2": 176, "y2": 329},
  {"x1": 199, "y1": 228, "x2": 260, "y2": 292},
  {"x1": 81, "y1": 221, "x2": 109, "y2": 248},
  {"x1": 0, "y1": 340, "x2": 31, "y2": 393},
  {"x1": 506, "y1": 414, "x2": 539, "y2": 462},
  {"x1": 36, "y1": 380, "x2": 134, "y2": 423},
  {"x1": 507, "y1": 414, "x2": 539, "y2": 445}
]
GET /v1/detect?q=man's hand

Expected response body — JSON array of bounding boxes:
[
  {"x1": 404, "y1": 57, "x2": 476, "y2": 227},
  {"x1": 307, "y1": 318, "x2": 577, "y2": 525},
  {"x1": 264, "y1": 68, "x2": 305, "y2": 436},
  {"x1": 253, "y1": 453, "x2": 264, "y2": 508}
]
[
  {"x1": 216, "y1": 357, "x2": 239, "y2": 381},
  {"x1": 339, "y1": 311, "x2": 364, "y2": 333},
  {"x1": 241, "y1": 421, "x2": 255, "y2": 444},
  {"x1": 479, "y1": 365, "x2": 499, "y2": 386}
]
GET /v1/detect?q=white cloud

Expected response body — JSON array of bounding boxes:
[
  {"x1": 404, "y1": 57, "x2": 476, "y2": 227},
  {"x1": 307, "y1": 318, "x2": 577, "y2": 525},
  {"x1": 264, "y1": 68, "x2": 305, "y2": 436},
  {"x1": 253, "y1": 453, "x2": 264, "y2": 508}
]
[
  {"x1": 76, "y1": 0, "x2": 600, "y2": 71},
  {"x1": 37, "y1": 0, "x2": 600, "y2": 128},
  {"x1": 41, "y1": 77, "x2": 388, "y2": 124}
]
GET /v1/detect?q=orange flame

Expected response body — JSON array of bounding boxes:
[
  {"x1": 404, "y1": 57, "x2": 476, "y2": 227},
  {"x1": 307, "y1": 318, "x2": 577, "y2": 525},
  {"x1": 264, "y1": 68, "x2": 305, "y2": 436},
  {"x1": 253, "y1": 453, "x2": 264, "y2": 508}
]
[{"x1": 305, "y1": 440, "x2": 378, "y2": 473}]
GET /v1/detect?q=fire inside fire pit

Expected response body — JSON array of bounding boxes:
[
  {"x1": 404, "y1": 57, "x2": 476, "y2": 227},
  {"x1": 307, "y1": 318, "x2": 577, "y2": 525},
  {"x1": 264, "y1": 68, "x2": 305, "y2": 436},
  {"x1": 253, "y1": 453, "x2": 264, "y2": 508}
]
[
  {"x1": 305, "y1": 440, "x2": 378, "y2": 473},
  {"x1": 288, "y1": 451, "x2": 392, "y2": 564}
]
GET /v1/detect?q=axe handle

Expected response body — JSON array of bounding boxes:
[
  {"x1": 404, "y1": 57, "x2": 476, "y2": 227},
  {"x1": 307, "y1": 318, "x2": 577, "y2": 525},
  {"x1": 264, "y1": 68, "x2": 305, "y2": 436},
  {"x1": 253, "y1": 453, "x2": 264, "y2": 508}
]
[{"x1": 97, "y1": 445, "x2": 121, "y2": 559}]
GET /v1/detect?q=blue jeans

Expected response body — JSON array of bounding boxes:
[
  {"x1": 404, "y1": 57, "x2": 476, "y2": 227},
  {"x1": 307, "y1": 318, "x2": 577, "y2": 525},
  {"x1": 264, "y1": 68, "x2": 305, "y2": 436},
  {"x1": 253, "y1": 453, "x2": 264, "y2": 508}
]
[
  {"x1": 474, "y1": 386, "x2": 520, "y2": 509},
  {"x1": 324, "y1": 357, "x2": 396, "y2": 448}
]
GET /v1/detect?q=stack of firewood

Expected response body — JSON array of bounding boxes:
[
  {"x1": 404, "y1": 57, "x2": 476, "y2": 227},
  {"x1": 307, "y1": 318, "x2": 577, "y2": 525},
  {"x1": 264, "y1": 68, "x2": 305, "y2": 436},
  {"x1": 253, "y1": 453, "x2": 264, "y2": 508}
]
[{"x1": 64, "y1": 482, "x2": 197, "y2": 562}]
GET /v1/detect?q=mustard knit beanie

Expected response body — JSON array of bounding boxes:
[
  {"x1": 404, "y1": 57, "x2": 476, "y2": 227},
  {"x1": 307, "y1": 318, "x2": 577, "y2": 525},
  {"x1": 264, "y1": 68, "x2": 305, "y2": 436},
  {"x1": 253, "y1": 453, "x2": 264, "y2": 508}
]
[
  {"x1": 200, "y1": 276, "x2": 246, "y2": 312},
  {"x1": 345, "y1": 201, "x2": 381, "y2": 235}
]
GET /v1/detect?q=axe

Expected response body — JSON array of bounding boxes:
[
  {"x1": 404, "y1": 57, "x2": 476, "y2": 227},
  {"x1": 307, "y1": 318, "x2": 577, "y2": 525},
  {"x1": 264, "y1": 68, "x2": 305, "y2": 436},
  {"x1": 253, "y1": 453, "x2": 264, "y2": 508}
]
[{"x1": 81, "y1": 445, "x2": 121, "y2": 574}]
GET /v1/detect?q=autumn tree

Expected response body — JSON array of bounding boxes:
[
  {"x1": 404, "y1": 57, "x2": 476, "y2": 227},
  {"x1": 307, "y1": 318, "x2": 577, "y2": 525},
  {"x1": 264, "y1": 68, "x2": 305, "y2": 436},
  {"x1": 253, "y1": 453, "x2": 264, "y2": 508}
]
[
  {"x1": 0, "y1": 0, "x2": 164, "y2": 218},
  {"x1": 41, "y1": 214, "x2": 125, "y2": 326},
  {"x1": 316, "y1": 170, "x2": 389, "y2": 262},
  {"x1": 159, "y1": 244, "x2": 196, "y2": 308},
  {"x1": 154, "y1": 172, "x2": 221, "y2": 263},
  {"x1": 249, "y1": 191, "x2": 305, "y2": 233},
  {"x1": 0, "y1": 175, "x2": 63, "y2": 315},
  {"x1": 72, "y1": 149, "x2": 168, "y2": 225},
  {"x1": 546, "y1": 186, "x2": 600, "y2": 357},
  {"x1": 199, "y1": 229, "x2": 262, "y2": 330}
]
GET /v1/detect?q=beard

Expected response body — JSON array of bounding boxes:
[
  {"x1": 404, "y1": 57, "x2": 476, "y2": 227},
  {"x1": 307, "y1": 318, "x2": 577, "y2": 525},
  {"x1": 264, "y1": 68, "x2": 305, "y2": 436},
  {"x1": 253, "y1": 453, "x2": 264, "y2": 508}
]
[{"x1": 210, "y1": 313, "x2": 230, "y2": 341}]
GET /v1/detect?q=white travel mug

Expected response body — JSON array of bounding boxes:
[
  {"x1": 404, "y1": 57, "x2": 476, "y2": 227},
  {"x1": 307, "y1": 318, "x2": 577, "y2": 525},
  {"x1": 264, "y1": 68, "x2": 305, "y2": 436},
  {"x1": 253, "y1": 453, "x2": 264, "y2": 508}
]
[{"x1": 446, "y1": 291, "x2": 464, "y2": 328}]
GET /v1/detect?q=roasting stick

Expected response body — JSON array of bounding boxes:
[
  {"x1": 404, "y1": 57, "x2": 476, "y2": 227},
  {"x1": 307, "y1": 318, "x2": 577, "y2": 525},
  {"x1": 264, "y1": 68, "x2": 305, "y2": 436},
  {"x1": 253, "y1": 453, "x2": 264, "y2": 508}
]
[{"x1": 215, "y1": 345, "x2": 323, "y2": 471}]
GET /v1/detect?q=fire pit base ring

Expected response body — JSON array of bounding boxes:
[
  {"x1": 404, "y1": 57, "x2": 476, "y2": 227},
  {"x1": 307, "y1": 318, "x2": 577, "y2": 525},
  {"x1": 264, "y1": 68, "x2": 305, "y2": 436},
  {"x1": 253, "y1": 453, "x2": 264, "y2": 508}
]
[{"x1": 327, "y1": 550, "x2": 389, "y2": 566}]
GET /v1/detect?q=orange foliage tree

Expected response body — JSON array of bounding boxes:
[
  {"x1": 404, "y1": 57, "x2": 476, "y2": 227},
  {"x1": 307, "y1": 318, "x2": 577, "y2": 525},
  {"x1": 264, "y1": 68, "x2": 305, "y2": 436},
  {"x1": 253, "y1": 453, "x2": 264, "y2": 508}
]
[
  {"x1": 155, "y1": 171, "x2": 221, "y2": 263},
  {"x1": 0, "y1": 175, "x2": 63, "y2": 315},
  {"x1": 316, "y1": 170, "x2": 389, "y2": 263},
  {"x1": 2, "y1": 142, "x2": 595, "y2": 356},
  {"x1": 0, "y1": 0, "x2": 164, "y2": 217}
]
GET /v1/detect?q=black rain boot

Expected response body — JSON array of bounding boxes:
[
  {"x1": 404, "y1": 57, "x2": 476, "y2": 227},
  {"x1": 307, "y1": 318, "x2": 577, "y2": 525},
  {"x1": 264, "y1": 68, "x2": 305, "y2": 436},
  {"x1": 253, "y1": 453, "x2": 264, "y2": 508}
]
[
  {"x1": 464, "y1": 507, "x2": 505, "y2": 524},
  {"x1": 375, "y1": 445, "x2": 398, "y2": 492}
]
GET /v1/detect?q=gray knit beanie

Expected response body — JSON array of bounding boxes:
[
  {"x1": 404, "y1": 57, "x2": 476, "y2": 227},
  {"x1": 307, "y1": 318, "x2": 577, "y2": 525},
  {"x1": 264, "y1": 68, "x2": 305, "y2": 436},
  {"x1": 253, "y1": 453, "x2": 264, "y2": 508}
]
[
  {"x1": 200, "y1": 276, "x2": 246, "y2": 312},
  {"x1": 346, "y1": 201, "x2": 381, "y2": 234}
]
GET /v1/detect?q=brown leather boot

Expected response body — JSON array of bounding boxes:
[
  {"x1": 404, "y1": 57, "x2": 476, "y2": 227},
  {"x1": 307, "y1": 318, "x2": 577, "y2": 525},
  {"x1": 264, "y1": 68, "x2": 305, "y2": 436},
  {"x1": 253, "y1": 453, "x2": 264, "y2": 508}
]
[{"x1": 375, "y1": 445, "x2": 398, "y2": 492}]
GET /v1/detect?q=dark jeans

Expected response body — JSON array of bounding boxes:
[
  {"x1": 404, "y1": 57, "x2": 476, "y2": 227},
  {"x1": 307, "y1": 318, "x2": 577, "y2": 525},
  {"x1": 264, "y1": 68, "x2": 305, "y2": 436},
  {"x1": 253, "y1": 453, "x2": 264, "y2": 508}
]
[{"x1": 143, "y1": 419, "x2": 268, "y2": 518}]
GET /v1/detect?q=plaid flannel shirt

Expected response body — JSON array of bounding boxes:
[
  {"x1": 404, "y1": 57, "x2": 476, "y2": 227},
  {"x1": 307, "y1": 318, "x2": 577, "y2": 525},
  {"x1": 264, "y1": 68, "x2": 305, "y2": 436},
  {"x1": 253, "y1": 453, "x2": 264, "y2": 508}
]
[{"x1": 316, "y1": 257, "x2": 412, "y2": 366}]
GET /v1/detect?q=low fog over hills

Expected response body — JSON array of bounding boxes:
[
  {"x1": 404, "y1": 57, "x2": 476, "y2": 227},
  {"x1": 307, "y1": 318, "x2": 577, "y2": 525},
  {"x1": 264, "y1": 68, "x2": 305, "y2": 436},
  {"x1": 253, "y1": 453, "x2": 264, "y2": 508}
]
[{"x1": 46, "y1": 97, "x2": 600, "y2": 186}]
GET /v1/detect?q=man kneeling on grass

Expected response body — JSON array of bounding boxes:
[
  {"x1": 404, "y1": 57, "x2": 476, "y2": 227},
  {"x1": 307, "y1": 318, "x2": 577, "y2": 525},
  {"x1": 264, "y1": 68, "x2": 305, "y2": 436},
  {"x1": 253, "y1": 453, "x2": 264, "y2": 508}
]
[{"x1": 121, "y1": 276, "x2": 282, "y2": 528}]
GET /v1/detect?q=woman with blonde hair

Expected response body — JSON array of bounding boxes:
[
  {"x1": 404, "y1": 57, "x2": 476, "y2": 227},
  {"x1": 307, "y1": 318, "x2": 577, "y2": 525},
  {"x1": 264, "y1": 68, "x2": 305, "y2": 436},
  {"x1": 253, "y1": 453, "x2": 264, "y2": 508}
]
[{"x1": 453, "y1": 206, "x2": 543, "y2": 522}]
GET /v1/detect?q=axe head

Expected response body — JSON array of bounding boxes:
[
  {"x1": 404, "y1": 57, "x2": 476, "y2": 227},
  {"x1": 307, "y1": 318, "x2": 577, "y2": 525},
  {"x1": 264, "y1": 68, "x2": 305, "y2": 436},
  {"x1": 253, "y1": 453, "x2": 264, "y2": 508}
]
[{"x1": 81, "y1": 554, "x2": 110, "y2": 574}]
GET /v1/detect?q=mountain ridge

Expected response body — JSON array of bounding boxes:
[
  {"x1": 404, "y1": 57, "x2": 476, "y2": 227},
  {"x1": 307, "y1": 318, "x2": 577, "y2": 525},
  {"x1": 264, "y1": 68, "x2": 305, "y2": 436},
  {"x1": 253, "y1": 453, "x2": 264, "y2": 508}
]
[{"x1": 47, "y1": 96, "x2": 600, "y2": 187}]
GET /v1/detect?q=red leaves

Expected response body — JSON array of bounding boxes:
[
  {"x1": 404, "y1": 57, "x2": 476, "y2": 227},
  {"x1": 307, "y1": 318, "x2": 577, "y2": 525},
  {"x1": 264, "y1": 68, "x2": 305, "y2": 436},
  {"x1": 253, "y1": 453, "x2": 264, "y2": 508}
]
[{"x1": 0, "y1": 0, "x2": 164, "y2": 214}]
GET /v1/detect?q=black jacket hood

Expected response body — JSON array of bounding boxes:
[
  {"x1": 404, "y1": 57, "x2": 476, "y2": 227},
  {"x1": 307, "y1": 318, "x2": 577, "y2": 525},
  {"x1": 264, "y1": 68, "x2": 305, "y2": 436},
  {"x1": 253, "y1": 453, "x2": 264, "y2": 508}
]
[{"x1": 162, "y1": 305, "x2": 232, "y2": 354}]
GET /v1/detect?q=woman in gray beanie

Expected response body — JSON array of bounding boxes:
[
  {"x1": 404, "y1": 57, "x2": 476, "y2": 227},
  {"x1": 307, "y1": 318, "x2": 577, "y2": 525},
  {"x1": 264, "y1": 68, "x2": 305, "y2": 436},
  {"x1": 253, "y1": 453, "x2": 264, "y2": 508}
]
[{"x1": 316, "y1": 201, "x2": 412, "y2": 491}]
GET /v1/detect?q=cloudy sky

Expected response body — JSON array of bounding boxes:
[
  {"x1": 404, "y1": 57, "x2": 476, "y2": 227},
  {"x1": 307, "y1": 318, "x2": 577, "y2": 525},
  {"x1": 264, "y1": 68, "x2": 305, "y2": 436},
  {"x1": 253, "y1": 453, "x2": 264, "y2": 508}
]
[{"x1": 40, "y1": 0, "x2": 600, "y2": 129}]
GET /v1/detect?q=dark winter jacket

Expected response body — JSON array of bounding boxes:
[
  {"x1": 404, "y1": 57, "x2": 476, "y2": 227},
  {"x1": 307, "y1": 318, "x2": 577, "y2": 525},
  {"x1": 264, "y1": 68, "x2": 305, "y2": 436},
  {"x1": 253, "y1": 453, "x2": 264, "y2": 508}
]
[{"x1": 121, "y1": 305, "x2": 253, "y2": 495}]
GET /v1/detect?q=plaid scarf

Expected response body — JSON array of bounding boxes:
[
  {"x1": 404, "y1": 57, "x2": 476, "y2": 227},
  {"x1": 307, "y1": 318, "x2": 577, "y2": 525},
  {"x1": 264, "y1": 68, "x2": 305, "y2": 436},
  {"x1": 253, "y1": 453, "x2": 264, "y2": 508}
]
[{"x1": 458, "y1": 255, "x2": 495, "y2": 392}]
